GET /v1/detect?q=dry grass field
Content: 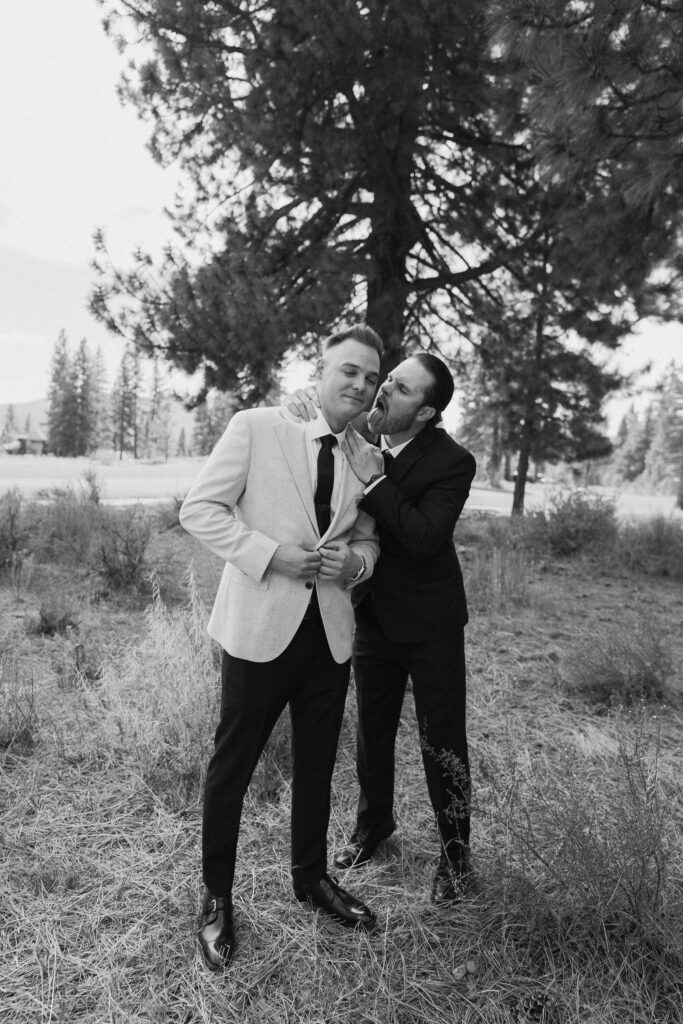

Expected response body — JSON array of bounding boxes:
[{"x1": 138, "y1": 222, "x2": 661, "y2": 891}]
[{"x1": 1, "y1": 486, "x2": 682, "y2": 1023}]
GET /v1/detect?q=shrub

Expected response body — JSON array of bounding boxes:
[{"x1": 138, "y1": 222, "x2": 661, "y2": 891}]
[
  {"x1": 32, "y1": 489, "x2": 99, "y2": 564},
  {"x1": 562, "y1": 612, "x2": 674, "y2": 710},
  {"x1": 89, "y1": 505, "x2": 152, "y2": 589},
  {"x1": 476, "y1": 709, "x2": 681, "y2": 955},
  {"x1": 30, "y1": 591, "x2": 81, "y2": 636},
  {"x1": 617, "y1": 516, "x2": 683, "y2": 581},
  {"x1": 531, "y1": 489, "x2": 619, "y2": 557},
  {"x1": 466, "y1": 545, "x2": 538, "y2": 615},
  {"x1": 155, "y1": 495, "x2": 184, "y2": 532},
  {"x1": 0, "y1": 652, "x2": 38, "y2": 753},
  {"x1": 0, "y1": 489, "x2": 30, "y2": 570},
  {"x1": 79, "y1": 466, "x2": 104, "y2": 505}
]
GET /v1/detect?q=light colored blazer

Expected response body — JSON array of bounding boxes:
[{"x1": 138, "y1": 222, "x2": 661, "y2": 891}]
[{"x1": 179, "y1": 407, "x2": 379, "y2": 663}]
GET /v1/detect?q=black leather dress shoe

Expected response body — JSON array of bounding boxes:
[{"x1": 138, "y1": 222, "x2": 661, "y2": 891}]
[
  {"x1": 431, "y1": 851, "x2": 472, "y2": 905},
  {"x1": 332, "y1": 826, "x2": 394, "y2": 870},
  {"x1": 197, "y1": 894, "x2": 236, "y2": 970},
  {"x1": 294, "y1": 874, "x2": 376, "y2": 929}
]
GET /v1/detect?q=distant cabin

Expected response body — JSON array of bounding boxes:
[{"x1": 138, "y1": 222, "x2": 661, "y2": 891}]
[{"x1": 3, "y1": 429, "x2": 48, "y2": 455}]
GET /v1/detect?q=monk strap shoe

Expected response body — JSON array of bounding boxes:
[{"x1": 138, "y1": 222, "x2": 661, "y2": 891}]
[
  {"x1": 197, "y1": 893, "x2": 236, "y2": 970},
  {"x1": 431, "y1": 850, "x2": 472, "y2": 905}
]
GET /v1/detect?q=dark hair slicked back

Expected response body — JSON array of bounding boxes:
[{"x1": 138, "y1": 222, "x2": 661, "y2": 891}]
[{"x1": 410, "y1": 352, "x2": 454, "y2": 424}]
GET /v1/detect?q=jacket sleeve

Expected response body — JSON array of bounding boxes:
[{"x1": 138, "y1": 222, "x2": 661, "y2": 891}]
[
  {"x1": 178, "y1": 411, "x2": 279, "y2": 581},
  {"x1": 345, "y1": 509, "x2": 379, "y2": 587},
  {"x1": 359, "y1": 450, "x2": 476, "y2": 561}
]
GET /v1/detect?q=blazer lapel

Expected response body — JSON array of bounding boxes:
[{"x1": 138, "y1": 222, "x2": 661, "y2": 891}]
[
  {"x1": 273, "y1": 421, "x2": 318, "y2": 534},
  {"x1": 386, "y1": 424, "x2": 437, "y2": 484}
]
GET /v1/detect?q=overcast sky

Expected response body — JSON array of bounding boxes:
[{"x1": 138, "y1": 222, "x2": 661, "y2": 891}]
[
  {"x1": 0, "y1": 0, "x2": 178, "y2": 405},
  {"x1": 0, "y1": 1, "x2": 681, "y2": 428}
]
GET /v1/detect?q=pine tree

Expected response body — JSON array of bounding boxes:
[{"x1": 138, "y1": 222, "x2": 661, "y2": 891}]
[
  {"x1": 91, "y1": 0, "x2": 541, "y2": 398},
  {"x1": 643, "y1": 366, "x2": 683, "y2": 493},
  {"x1": 611, "y1": 406, "x2": 654, "y2": 484},
  {"x1": 1, "y1": 405, "x2": 18, "y2": 445},
  {"x1": 72, "y1": 338, "x2": 96, "y2": 456},
  {"x1": 111, "y1": 347, "x2": 141, "y2": 459},
  {"x1": 141, "y1": 358, "x2": 173, "y2": 460},
  {"x1": 191, "y1": 403, "x2": 213, "y2": 458},
  {"x1": 47, "y1": 331, "x2": 78, "y2": 456},
  {"x1": 90, "y1": 347, "x2": 110, "y2": 452},
  {"x1": 176, "y1": 427, "x2": 187, "y2": 457}
]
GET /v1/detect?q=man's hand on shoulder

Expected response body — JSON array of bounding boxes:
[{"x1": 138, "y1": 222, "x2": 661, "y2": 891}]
[
  {"x1": 341, "y1": 427, "x2": 384, "y2": 484},
  {"x1": 269, "y1": 544, "x2": 322, "y2": 580},
  {"x1": 280, "y1": 386, "x2": 320, "y2": 422}
]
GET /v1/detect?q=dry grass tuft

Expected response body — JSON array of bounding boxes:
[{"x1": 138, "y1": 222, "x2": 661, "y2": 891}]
[
  {"x1": 561, "y1": 612, "x2": 675, "y2": 710},
  {"x1": 85, "y1": 574, "x2": 220, "y2": 804},
  {"x1": 0, "y1": 650, "x2": 38, "y2": 754}
]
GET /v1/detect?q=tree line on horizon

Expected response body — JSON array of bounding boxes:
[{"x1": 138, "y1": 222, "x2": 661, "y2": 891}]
[
  {"x1": 89, "y1": 0, "x2": 683, "y2": 512},
  {"x1": 0, "y1": 333, "x2": 242, "y2": 462}
]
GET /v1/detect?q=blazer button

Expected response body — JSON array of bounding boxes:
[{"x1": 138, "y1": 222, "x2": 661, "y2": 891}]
[{"x1": 305, "y1": 581, "x2": 313, "y2": 589}]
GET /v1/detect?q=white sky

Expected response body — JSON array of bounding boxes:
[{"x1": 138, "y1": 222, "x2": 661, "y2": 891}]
[{"x1": 0, "y1": 0, "x2": 681, "y2": 432}]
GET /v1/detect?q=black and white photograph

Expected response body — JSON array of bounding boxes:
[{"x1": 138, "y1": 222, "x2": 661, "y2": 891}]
[{"x1": 1, "y1": 2, "x2": 682, "y2": 1021}]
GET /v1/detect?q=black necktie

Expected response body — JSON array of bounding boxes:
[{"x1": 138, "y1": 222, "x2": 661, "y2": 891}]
[
  {"x1": 315, "y1": 435, "x2": 337, "y2": 535},
  {"x1": 383, "y1": 450, "x2": 394, "y2": 472}
]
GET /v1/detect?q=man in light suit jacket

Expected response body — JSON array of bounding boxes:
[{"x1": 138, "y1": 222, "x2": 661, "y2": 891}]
[
  {"x1": 285, "y1": 353, "x2": 476, "y2": 905},
  {"x1": 179, "y1": 325, "x2": 383, "y2": 970}
]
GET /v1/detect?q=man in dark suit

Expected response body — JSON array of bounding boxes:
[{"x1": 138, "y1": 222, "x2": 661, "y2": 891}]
[{"x1": 286, "y1": 353, "x2": 476, "y2": 903}]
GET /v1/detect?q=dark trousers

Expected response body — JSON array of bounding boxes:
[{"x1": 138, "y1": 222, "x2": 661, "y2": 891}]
[
  {"x1": 352, "y1": 596, "x2": 470, "y2": 866},
  {"x1": 202, "y1": 604, "x2": 350, "y2": 896}
]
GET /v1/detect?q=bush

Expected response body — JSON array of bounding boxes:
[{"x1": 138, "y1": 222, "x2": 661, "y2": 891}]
[
  {"x1": 0, "y1": 489, "x2": 30, "y2": 571},
  {"x1": 32, "y1": 489, "x2": 99, "y2": 564},
  {"x1": 530, "y1": 490, "x2": 619, "y2": 557},
  {"x1": 79, "y1": 466, "x2": 104, "y2": 505},
  {"x1": 0, "y1": 652, "x2": 38, "y2": 753},
  {"x1": 466, "y1": 545, "x2": 539, "y2": 615},
  {"x1": 617, "y1": 516, "x2": 683, "y2": 580},
  {"x1": 89, "y1": 506, "x2": 152, "y2": 589},
  {"x1": 562, "y1": 612, "x2": 674, "y2": 710},
  {"x1": 476, "y1": 709, "x2": 681, "y2": 966},
  {"x1": 30, "y1": 591, "x2": 81, "y2": 636}
]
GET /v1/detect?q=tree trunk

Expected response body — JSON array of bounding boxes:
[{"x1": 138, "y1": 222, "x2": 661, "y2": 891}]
[
  {"x1": 511, "y1": 236, "x2": 551, "y2": 516},
  {"x1": 677, "y1": 447, "x2": 683, "y2": 510},
  {"x1": 487, "y1": 414, "x2": 503, "y2": 487},
  {"x1": 512, "y1": 428, "x2": 532, "y2": 514}
]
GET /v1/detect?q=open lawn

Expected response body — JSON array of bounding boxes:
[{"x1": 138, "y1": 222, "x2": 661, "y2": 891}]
[
  {"x1": 1, "y1": 494, "x2": 682, "y2": 1023},
  {"x1": 0, "y1": 454, "x2": 680, "y2": 519}
]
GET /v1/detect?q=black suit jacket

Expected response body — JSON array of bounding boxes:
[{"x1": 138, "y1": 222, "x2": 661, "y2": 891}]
[{"x1": 355, "y1": 423, "x2": 476, "y2": 643}]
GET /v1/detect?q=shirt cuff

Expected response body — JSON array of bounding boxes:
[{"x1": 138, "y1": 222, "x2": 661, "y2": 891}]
[{"x1": 363, "y1": 474, "x2": 386, "y2": 495}]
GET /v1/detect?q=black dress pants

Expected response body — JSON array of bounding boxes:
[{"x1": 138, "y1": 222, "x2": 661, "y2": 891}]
[
  {"x1": 202, "y1": 603, "x2": 350, "y2": 896},
  {"x1": 352, "y1": 596, "x2": 470, "y2": 866}
]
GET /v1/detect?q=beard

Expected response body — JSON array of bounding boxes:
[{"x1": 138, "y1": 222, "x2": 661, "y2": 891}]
[{"x1": 368, "y1": 396, "x2": 417, "y2": 435}]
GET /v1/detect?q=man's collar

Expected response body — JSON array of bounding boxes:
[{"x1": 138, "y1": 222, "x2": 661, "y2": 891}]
[
  {"x1": 304, "y1": 413, "x2": 348, "y2": 444},
  {"x1": 380, "y1": 434, "x2": 416, "y2": 457}
]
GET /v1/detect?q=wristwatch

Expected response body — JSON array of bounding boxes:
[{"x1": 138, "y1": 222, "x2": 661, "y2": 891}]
[
  {"x1": 363, "y1": 472, "x2": 385, "y2": 488},
  {"x1": 344, "y1": 554, "x2": 366, "y2": 586}
]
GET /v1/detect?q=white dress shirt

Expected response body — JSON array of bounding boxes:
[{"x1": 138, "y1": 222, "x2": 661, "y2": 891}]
[
  {"x1": 304, "y1": 413, "x2": 348, "y2": 521},
  {"x1": 363, "y1": 434, "x2": 416, "y2": 494}
]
